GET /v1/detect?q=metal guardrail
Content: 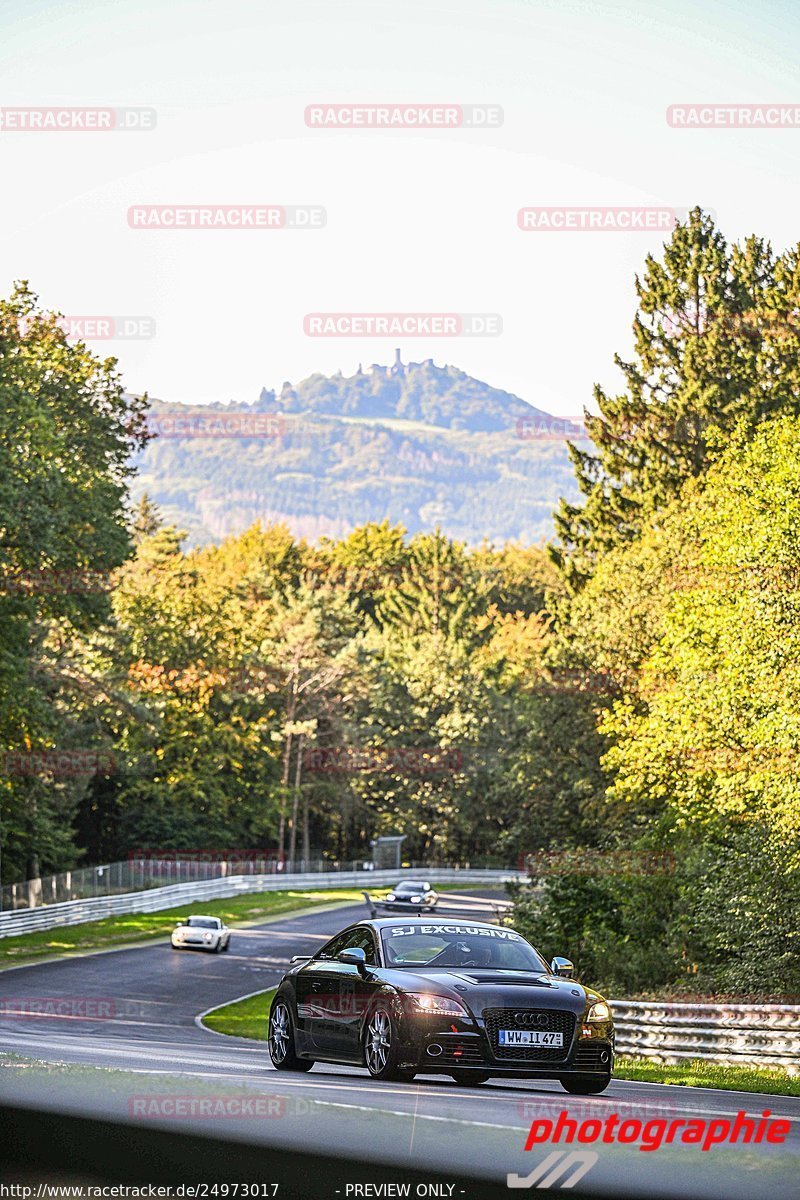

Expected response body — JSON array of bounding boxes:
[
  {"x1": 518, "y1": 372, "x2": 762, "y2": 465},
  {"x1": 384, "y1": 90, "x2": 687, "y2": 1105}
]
[
  {"x1": 361, "y1": 889, "x2": 515, "y2": 924},
  {"x1": 611, "y1": 1000, "x2": 800, "y2": 1074},
  {"x1": 0, "y1": 855, "x2": 517, "y2": 911},
  {"x1": 0, "y1": 868, "x2": 526, "y2": 939},
  {"x1": 2, "y1": 871, "x2": 797, "y2": 1075}
]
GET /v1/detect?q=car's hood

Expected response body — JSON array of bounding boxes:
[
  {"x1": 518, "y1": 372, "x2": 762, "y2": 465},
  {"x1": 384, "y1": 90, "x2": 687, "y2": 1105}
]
[{"x1": 381, "y1": 968, "x2": 590, "y2": 1015}]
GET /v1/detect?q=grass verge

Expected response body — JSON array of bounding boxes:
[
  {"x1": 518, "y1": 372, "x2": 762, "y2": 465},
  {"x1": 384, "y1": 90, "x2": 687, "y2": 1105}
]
[
  {"x1": 614, "y1": 1055, "x2": 800, "y2": 1096},
  {"x1": 0, "y1": 890, "x2": 365, "y2": 968},
  {"x1": 202, "y1": 988, "x2": 277, "y2": 1040},
  {"x1": 0, "y1": 881, "x2": 497, "y2": 969}
]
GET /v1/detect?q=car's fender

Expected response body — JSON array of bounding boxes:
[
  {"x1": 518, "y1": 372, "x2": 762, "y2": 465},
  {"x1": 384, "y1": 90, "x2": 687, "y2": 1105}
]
[
  {"x1": 271, "y1": 979, "x2": 297, "y2": 1021},
  {"x1": 356, "y1": 980, "x2": 410, "y2": 1044}
]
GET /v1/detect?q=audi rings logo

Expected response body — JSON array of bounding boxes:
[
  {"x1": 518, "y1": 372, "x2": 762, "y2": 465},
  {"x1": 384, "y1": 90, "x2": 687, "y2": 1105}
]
[{"x1": 515, "y1": 1012, "x2": 550, "y2": 1026}]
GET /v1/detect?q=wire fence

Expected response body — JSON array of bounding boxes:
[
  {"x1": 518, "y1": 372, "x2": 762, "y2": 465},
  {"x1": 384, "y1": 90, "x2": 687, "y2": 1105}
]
[
  {"x1": 0, "y1": 867, "x2": 527, "y2": 938},
  {"x1": 0, "y1": 854, "x2": 514, "y2": 912}
]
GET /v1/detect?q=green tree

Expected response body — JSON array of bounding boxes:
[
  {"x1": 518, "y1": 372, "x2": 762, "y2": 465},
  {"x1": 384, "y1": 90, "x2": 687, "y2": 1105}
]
[
  {"x1": 0, "y1": 283, "x2": 147, "y2": 881},
  {"x1": 553, "y1": 210, "x2": 800, "y2": 589},
  {"x1": 131, "y1": 494, "x2": 162, "y2": 543}
]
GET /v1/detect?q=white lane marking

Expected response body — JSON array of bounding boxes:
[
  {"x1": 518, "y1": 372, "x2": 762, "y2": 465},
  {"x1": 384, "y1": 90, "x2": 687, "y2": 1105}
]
[
  {"x1": 11, "y1": 1051, "x2": 798, "y2": 1143},
  {"x1": 0, "y1": 1037, "x2": 250, "y2": 1071},
  {"x1": 409, "y1": 1066, "x2": 424, "y2": 1153},
  {"x1": 232, "y1": 930, "x2": 329, "y2": 941},
  {"x1": 0, "y1": 1057, "x2": 524, "y2": 1131},
  {"x1": 2, "y1": 1038, "x2": 798, "y2": 1125},
  {"x1": 0, "y1": 1014, "x2": 177, "y2": 1030},
  {"x1": 195, "y1": 987, "x2": 275, "y2": 1038},
  {"x1": 302, "y1": 1098, "x2": 522, "y2": 1132}
]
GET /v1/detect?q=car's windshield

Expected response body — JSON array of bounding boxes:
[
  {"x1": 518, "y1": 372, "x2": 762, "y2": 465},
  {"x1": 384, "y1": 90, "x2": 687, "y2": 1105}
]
[
  {"x1": 380, "y1": 923, "x2": 549, "y2": 971},
  {"x1": 394, "y1": 882, "x2": 425, "y2": 893},
  {"x1": 186, "y1": 917, "x2": 219, "y2": 929}
]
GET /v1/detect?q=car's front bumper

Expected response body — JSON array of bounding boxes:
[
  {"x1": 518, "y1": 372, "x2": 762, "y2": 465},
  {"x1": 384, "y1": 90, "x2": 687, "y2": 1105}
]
[{"x1": 397, "y1": 1013, "x2": 615, "y2": 1079}]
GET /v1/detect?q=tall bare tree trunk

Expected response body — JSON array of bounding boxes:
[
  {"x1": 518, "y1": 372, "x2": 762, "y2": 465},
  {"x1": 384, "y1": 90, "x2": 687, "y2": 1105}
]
[
  {"x1": 278, "y1": 733, "x2": 291, "y2": 860},
  {"x1": 278, "y1": 689, "x2": 297, "y2": 861},
  {"x1": 302, "y1": 790, "x2": 310, "y2": 870},
  {"x1": 288, "y1": 732, "x2": 303, "y2": 870}
]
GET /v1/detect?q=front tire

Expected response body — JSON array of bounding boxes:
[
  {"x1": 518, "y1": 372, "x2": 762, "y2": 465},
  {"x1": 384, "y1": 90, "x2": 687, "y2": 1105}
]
[
  {"x1": 363, "y1": 1007, "x2": 411, "y2": 1081},
  {"x1": 561, "y1": 1073, "x2": 611, "y2": 1095},
  {"x1": 269, "y1": 999, "x2": 314, "y2": 1072}
]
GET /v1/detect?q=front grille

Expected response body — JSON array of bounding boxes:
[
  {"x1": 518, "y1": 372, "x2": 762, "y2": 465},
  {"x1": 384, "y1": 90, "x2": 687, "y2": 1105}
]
[
  {"x1": 483, "y1": 1008, "x2": 575, "y2": 1062},
  {"x1": 574, "y1": 1043, "x2": 609, "y2": 1070}
]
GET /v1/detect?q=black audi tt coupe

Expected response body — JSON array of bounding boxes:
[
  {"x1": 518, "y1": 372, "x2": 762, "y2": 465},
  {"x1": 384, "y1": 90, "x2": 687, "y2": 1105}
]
[{"x1": 267, "y1": 917, "x2": 614, "y2": 1093}]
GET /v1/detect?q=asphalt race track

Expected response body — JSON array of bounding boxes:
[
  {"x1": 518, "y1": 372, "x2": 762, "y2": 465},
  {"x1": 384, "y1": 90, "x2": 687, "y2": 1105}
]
[{"x1": 0, "y1": 894, "x2": 798, "y2": 1198}]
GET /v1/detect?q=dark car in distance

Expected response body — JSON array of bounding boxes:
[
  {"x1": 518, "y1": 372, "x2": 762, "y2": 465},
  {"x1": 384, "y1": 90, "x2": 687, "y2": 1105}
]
[
  {"x1": 384, "y1": 880, "x2": 438, "y2": 910},
  {"x1": 267, "y1": 917, "x2": 613, "y2": 1093}
]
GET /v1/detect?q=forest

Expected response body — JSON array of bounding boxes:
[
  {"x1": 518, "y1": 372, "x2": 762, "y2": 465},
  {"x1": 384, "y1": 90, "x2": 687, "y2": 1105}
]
[{"x1": 1, "y1": 207, "x2": 799, "y2": 995}]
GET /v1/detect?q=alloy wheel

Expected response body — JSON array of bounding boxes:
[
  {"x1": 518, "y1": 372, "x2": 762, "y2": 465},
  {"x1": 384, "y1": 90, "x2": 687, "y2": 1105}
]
[
  {"x1": 270, "y1": 1002, "x2": 291, "y2": 1064},
  {"x1": 365, "y1": 1010, "x2": 391, "y2": 1074}
]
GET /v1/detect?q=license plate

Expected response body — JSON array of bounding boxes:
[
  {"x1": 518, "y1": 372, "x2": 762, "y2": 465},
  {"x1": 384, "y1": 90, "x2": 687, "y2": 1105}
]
[{"x1": 498, "y1": 1029, "x2": 563, "y2": 1047}]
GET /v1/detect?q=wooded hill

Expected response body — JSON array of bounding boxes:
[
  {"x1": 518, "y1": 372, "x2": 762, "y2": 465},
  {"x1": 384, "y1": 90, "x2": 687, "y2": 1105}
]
[{"x1": 130, "y1": 357, "x2": 584, "y2": 546}]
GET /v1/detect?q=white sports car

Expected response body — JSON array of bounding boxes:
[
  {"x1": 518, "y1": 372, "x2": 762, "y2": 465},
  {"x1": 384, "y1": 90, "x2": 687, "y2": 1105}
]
[{"x1": 171, "y1": 914, "x2": 231, "y2": 953}]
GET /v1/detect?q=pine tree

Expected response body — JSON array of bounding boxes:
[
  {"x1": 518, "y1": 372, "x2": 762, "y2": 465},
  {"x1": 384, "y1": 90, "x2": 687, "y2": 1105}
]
[
  {"x1": 132, "y1": 493, "x2": 162, "y2": 544},
  {"x1": 553, "y1": 208, "x2": 800, "y2": 590},
  {"x1": 377, "y1": 529, "x2": 487, "y2": 642}
]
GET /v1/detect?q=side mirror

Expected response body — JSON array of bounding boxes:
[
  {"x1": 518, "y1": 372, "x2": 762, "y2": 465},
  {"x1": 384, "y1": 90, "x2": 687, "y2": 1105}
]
[
  {"x1": 338, "y1": 947, "x2": 368, "y2": 974},
  {"x1": 551, "y1": 956, "x2": 575, "y2": 979}
]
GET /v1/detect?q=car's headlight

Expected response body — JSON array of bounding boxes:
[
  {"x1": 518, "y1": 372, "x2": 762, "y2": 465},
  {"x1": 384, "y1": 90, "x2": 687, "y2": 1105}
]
[
  {"x1": 587, "y1": 1001, "x2": 611, "y2": 1022},
  {"x1": 203, "y1": 932, "x2": 214, "y2": 942},
  {"x1": 409, "y1": 895, "x2": 421, "y2": 902},
  {"x1": 386, "y1": 894, "x2": 396, "y2": 901},
  {"x1": 406, "y1": 993, "x2": 469, "y2": 1019}
]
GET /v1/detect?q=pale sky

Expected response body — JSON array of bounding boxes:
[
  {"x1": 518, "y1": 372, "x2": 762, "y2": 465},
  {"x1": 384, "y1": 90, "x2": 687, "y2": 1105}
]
[{"x1": 0, "y1": 0, "x2": 797, "y2": 414}]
